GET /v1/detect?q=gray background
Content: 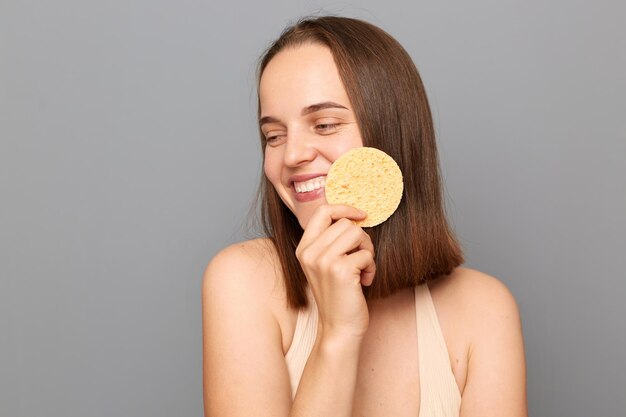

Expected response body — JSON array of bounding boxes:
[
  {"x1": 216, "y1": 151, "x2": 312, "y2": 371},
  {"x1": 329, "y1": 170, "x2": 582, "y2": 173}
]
[{"x1": 1, "y1": 0, "x2": 624, "y2": 416}]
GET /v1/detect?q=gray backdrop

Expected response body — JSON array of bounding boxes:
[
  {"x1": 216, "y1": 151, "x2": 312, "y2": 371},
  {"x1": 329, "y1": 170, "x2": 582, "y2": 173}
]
[{"x1": 1, "y1": 1, "x2": 624, "y2": 416}]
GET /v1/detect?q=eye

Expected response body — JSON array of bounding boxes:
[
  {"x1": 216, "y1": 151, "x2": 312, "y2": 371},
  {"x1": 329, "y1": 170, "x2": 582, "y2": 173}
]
[
  {"x1": 315, "y1": 122, "x2": 340, "y2": 134},
  {"x1": 264, "y1": 131, "x2": 286, "y2": 146}
]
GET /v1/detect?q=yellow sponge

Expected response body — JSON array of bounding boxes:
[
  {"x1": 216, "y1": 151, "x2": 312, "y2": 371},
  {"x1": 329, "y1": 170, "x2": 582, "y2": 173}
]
[{"x1": 325, "y1": 147, "x2": 403, "y2": 227}]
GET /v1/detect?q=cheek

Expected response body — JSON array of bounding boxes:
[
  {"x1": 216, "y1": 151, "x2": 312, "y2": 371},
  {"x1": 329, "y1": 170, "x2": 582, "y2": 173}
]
[
  {"x1": 328, "y1": 141, "x2": 363, "y2": 162},
  {"x1": 263, "y1": 152, "x2": 280, "y2": 184},
  {"x1": 326, "y1": 128, "x2": 364, "y2": 161}
]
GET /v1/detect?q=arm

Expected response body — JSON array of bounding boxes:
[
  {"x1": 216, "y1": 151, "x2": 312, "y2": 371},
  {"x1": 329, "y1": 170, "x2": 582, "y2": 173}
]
[
  {"x1": 459, "y1": 272, "x2": 528, "y2": 417},
  {"x1": 202, "y1": 241, "x2": 291, "y2": 416},
  {"x1": 203, "y1": 205, "x2": 374, "y2": 417}
]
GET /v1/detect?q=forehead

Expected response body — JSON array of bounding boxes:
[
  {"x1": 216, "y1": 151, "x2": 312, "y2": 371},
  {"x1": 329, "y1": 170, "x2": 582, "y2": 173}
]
[{"x1": 259, "y1": 43, "x2": 350, "y2": 113}]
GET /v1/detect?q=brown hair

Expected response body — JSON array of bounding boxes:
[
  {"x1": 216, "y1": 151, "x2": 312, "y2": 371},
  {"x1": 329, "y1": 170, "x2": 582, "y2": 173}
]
[{"x1": 256, "y1": 16, "x2": 464, "y2": 308}]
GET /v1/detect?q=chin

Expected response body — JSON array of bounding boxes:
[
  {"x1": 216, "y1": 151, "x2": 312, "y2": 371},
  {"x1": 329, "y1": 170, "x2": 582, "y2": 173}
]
[
  {"x1": 293, "y1": 211, "x2": 312, "y2": 230},
  {"x1": 280, "y1": 194, "x2": 325, "y2": 231},
  {"x1": 291, "y1": 206, "x2": 319, "y2": 231}
]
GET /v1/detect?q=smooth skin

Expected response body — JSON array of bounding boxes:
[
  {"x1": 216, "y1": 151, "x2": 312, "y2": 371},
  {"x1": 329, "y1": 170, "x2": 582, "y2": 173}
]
[{"x1": 202, "y1": 43, "x2": 527, "y2": 416}]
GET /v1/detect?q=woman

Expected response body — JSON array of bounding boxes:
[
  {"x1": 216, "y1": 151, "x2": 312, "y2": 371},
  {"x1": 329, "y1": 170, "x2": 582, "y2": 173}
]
[{"x1": 202, "y1": 16, "x2": 527, "y2": 417}]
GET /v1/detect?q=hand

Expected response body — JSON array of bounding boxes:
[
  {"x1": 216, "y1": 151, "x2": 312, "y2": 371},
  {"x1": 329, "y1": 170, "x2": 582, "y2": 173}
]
[{"x1": 296, "y1": 204, "x2": 376, "y2": 341}]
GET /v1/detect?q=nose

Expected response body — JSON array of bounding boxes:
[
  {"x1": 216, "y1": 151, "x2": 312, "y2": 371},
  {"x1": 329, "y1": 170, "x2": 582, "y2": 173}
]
[{"x1": 283, "y1": 131, "x2": 317, "y2": 167}]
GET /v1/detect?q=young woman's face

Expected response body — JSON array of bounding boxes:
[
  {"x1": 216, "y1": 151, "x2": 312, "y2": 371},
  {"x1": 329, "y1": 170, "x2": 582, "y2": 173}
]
[{"x1": 259, "y1": 43, "x2": 364, "y2": 229}]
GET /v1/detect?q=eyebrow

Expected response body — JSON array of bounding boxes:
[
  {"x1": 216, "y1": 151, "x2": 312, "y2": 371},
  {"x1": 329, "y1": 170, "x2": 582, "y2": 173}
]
[
  {"x1": 301, "y1": 101, "x2": 348, "y2": 115},
  {"x1": 259, "y1": 101, "x2": 349, "y2": 126}
]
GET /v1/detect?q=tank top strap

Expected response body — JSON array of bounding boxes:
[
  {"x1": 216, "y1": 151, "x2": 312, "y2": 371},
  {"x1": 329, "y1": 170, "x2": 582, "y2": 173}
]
[
  {"x1": 414, "y1": 284, "x2": 462, "y2": 416},
  {"x1": 284, "y1": 286, "x2": 318, "y2": 399},
  {"x1": 285, "y1": 284, "x2": 462, "y2": 412}
]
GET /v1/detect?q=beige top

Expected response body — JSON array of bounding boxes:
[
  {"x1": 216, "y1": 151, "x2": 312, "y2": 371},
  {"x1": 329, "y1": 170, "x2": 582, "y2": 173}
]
[{"x1": 284, "y1": 284, "x2": 462, "y2": 416}]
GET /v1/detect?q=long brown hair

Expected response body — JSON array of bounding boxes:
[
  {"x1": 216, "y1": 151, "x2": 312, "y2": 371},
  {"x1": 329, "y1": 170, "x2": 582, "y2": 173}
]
[{"x1": 257, "y1": 16, "x2": 464, "y2": 308}]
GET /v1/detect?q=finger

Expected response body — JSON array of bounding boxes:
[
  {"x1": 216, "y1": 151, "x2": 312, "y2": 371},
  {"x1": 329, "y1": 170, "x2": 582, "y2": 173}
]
[
  {"x1": 347, "y1": 250, "x2": 376, "y2": 286},
  {"x1": 300, "y1": 204, "x2": 367, "y2": 245},
  {"x1": 307, "y1": 217, "x2": 360, "y2": 252},
  {"x1": 360, "y1": 262, "x2": 376, "y2": 286},
  {"x1": 327, "y1": 224, "x2": 374, "y2": 258}
]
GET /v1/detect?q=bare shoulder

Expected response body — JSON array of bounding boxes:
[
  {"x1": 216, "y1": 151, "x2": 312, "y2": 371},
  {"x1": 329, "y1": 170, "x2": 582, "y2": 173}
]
[
  {"x1": 430, "y1": 267, "x2": 527, "y2": 416},
  {"x1": 203, "y1": 237, "x2": 285, "y2": 301},
  {"x1": 204, "y1": 237, "x2": 278, "y2": 279},
  {"x1": 202, "y1": 237, "x2": 290, "y2": 342},
  {"x1": 429, "y1": 267, "x2": 521, "y2": 327},
  {"x1": 202, "y1": 238, "x2": 293, "y2": 415}
]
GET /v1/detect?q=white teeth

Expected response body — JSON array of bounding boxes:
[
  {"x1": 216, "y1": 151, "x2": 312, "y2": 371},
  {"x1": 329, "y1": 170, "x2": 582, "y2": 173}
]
[{"x1": 294, "y1": 176, "x2": 326, "y2": 193}]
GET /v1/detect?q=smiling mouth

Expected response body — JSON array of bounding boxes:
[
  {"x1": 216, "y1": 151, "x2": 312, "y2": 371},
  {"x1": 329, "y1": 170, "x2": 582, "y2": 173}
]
[{"x1": 294, "y1": 176, "x2": 326, "y2": 193}]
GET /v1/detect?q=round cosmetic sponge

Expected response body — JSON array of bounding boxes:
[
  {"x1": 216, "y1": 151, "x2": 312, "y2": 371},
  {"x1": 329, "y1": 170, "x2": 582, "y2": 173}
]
[{"x1": 325, "y1": 147, "x2": 404, "y2": 227}]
